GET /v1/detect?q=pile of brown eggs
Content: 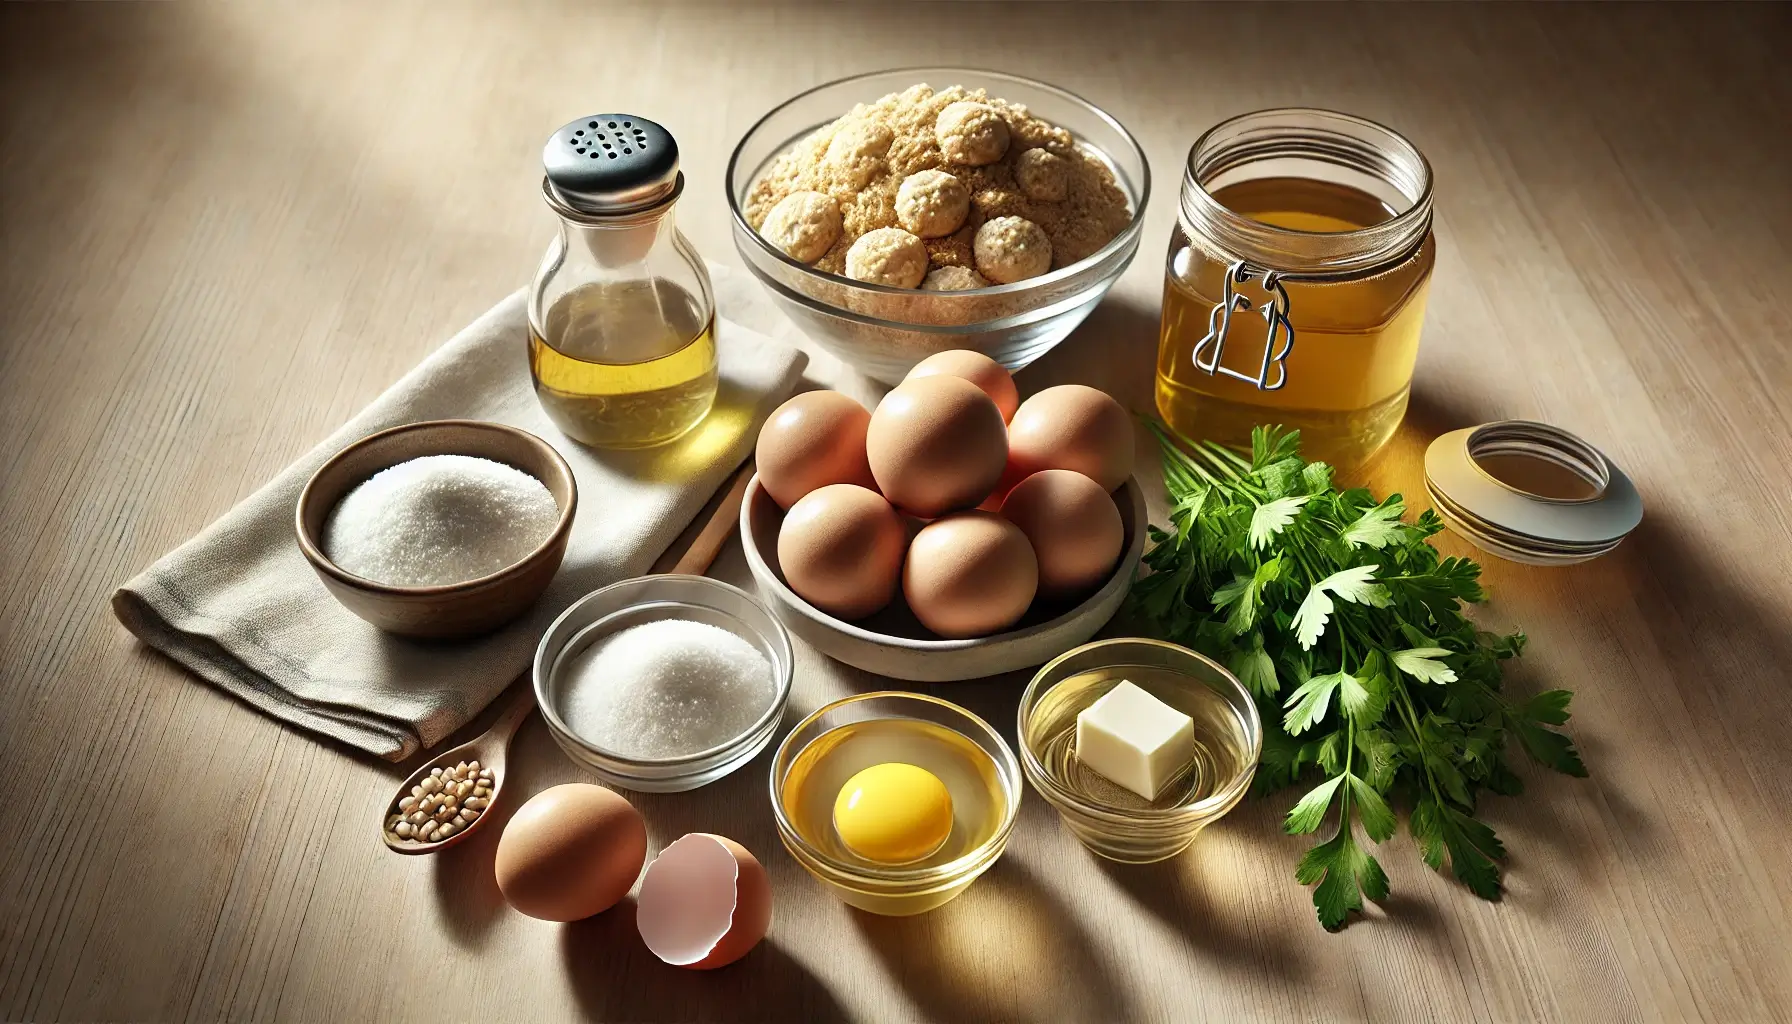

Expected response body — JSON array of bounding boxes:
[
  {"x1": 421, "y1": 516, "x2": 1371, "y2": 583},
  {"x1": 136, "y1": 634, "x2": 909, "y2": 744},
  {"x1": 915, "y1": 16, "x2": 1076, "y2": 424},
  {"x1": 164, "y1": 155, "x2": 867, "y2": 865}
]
[{"x1": 755, "y1": 350, "x2": 1133, "y2": 639}]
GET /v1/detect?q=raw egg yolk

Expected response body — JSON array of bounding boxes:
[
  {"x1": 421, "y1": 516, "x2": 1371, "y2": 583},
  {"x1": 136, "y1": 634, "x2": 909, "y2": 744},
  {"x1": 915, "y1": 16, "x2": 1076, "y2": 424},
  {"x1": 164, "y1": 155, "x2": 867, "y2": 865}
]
[{"x1": 833, "y1": 762, "x2": 953, "y2": 864}]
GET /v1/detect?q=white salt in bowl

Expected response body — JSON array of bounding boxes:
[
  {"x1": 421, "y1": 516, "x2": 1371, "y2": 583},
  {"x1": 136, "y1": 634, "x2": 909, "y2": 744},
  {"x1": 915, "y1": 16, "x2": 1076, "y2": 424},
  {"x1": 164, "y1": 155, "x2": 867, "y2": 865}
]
[
  {"x1": 295, "y1": 420, "x2": 578, "y2": 639},
  {"x1": 533, "y1": 575, "x2": 795, "y2": 793}
]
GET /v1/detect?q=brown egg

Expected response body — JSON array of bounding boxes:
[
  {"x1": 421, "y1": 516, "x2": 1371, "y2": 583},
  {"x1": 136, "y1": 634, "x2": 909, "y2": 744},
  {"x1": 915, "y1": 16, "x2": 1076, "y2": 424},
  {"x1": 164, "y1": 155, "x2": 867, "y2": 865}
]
[
  {"x1": 866, "y1": 376, "x2": 1008, "y2": 518},
  {"x1": 495, "y1": 784, "x2": 646, "y2": 922},
  {"x1": 904, "y1": 350, "x2": 1020, "y2": 421},
  {"x1": 636, "y1": 833, "x2": 773, "y2": 970},
  {"x1": 755, "y1": 391, "x2": 876, "y2": 509},
  {"x1": 903, "y1": 511, "x2": 1038, "y2": 638},
  {"x1": 777, "y1": 484, "x2": 907, "y2": 619},
  {"x1": 999, "y1": 469, "x2": 1124, "y2": 599},
  {"x1": 1007, "y1": 385, "x2": 1135, "y2": 492}
]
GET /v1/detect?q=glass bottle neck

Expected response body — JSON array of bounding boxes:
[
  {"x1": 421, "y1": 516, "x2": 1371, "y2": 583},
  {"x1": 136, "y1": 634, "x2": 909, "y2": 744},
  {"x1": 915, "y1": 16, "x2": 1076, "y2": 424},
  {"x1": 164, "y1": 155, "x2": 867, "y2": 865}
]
[{"x1": 559, "y1": 204, "x2": 677, "y2": 271}]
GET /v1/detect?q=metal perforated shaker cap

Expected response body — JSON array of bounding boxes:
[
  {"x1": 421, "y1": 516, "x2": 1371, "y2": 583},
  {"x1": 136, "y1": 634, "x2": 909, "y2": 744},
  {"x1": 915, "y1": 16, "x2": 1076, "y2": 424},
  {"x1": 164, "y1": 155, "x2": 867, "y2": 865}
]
[{"x1": 542, "y1": 114, "x2": 680, "y2": 215}]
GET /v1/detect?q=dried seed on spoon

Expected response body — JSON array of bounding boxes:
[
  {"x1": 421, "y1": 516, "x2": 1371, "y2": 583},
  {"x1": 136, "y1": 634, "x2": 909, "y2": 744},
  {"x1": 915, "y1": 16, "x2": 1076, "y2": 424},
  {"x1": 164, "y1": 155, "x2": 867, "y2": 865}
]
[{"x1": 387, "y1": 761, "x2": 491, "y2": 844}]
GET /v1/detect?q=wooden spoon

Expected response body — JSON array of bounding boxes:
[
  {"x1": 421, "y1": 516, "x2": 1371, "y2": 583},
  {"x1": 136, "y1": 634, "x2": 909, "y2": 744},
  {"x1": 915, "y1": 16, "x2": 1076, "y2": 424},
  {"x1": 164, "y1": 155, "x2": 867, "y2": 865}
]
[{"x1": 380, "y1": 681, "x2": 535, "y2": 855}]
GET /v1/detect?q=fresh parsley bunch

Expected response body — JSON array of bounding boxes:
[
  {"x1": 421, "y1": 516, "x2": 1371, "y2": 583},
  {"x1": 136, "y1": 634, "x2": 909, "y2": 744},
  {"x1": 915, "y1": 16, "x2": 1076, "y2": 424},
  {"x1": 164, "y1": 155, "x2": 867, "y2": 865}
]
[{"x1": 1129, "y1": 424, "x2": 1586, "y2": 930}]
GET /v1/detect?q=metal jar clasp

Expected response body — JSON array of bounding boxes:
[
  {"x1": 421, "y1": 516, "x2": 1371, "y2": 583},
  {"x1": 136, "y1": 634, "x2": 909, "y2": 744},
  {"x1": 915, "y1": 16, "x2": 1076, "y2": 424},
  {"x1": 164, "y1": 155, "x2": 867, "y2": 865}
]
[{"x1": 1191, "y1": 261, "x2": 1294, "y2": 391}]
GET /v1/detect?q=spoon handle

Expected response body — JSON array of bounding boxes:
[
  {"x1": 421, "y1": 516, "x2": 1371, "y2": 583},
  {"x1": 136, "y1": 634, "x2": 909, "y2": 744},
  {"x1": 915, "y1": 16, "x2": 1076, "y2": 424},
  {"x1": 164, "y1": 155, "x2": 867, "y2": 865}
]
[
  {"x1": 488, "y1": 681, "x2": 537, "y2": 743},
  {"x1": 653, "y1": 457, "x2": 754, "y2": 577}
]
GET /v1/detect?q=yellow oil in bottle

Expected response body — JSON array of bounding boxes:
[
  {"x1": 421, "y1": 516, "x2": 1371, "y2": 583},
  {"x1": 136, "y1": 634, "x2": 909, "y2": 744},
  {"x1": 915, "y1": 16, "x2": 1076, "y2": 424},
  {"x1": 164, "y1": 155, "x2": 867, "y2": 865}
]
[
  {"x1": 529, "y1": 278, "x2": 718, "y2": 449},
  {"x1": 1156, "y1": 177, "x2": 1435, "y2": 465},
  {"x1": 1025, "y1": 665, "x2": 1253, "y2": 810},
  {"x1": 779, "y1": 718, "x2": 1008, "y2": 870}
]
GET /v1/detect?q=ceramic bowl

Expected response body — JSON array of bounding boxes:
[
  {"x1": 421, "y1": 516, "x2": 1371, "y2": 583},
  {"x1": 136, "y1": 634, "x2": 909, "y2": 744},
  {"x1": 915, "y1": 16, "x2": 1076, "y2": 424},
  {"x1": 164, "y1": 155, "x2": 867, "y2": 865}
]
[
  {"x1": 295, "y1": 419, "x2": 577, "y2": 638},
  {"x1": 726, "y1": 67, "x2": 1150, "y2": 385},
  {"x1": 739, "y1": 474, "x2": 1145, "y2": 682}
]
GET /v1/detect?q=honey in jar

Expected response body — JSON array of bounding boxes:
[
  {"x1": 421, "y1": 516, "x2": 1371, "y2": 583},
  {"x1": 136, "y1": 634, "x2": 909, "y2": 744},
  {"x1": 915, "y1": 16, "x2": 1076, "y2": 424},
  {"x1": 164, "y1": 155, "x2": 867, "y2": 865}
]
[{"x1": 1156, "y1": 110, "x2": 1436, "y2": 465}]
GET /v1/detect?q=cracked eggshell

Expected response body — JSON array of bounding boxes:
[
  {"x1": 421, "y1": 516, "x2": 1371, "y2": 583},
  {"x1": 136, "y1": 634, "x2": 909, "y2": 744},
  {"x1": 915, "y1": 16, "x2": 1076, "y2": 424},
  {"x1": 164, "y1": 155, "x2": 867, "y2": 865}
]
[{"x1": 636, "y1": 833, "x2": 772, "y2": 970}]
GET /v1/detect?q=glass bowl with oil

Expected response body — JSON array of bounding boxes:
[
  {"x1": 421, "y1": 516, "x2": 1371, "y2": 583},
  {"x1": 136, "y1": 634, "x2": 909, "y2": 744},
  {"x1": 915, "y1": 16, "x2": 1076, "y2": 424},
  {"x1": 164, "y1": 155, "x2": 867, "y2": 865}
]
[
  {"x1": 769, "y1": 692, "x2": 1021, "y2": 916},
  {"x1": 1018, "y1": 638, "x2": 1262, "y2": 863}
]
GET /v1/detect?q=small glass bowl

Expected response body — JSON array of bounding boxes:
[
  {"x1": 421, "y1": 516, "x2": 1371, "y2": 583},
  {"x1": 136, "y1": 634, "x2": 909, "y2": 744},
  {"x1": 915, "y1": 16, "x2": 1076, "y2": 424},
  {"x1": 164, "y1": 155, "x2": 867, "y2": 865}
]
[
  {"x1": 769, "y1": 692, "x2": 1022, "y2": 916},
  {"x1": 1018, "y1": 638, "x2": 1262, "y2": 863},
  {"x1": 533, "y1": 575, "x2": 794, "y2": 793},
  {"x1": 727, "y1": 67, "x2": 1150, "y2": 385}
]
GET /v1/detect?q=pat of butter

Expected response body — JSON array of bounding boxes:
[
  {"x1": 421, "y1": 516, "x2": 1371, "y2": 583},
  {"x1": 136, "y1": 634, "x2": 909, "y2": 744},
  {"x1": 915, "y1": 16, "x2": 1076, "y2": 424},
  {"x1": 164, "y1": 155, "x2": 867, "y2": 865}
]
[{"x1": 1075, "y1": 680, "x2": 1195, "y2": 801}]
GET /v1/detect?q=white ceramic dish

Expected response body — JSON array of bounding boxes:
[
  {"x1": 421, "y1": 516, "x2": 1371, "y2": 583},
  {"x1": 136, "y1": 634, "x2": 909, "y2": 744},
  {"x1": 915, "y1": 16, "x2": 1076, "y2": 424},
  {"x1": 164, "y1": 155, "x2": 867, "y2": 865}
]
[{"x1": 739, "y1": 474, "x2": 1146, "y2": 682}]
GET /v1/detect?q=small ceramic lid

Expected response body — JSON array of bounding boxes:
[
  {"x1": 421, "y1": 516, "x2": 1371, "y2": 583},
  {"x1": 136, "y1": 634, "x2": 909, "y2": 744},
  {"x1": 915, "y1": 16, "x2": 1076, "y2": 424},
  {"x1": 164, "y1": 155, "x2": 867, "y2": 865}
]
[{"x1": 1423, "y1": 420, "x2": 1642, "y2": 566}]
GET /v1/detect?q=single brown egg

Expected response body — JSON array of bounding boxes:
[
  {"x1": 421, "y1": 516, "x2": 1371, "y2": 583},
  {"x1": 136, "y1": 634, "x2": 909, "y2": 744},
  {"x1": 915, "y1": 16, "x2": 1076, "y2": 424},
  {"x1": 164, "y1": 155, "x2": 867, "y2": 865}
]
[
  {"x1": 777, "y1": 484, "x2": 908, "y2": 619},
  {"x1": 755, "y1": 391, "x2": 877, "y2": 509},
  {"x1": 904, "y1": 350, "x2": 1020, "y2": 421},
  {"x1": 1007, "y1": 385, "x2": 1134, "y2": 492},
  {"x1": 999, "y1": 469, "x2": 1124, "y2": 599},
  {"x1": 636, "y1": 833, "x2": 772, "y2": 970},
  {"x1": 495, "y1": 783, "x2": 646, "y2": 922},
  {"x1": 866, "y1": 376, "x2": 1008, "y2": 518},
  {"x1": 903, "y1": 511, "x2": 1038, "y2": 638}
]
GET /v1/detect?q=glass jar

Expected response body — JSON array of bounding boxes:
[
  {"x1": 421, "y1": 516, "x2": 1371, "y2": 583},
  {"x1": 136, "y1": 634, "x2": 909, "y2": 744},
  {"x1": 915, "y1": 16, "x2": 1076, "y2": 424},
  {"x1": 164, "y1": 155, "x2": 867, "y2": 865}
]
[
  {"x1": 529, "y1": 114, "x2": 717, "y2": 450},
  {"x1": 1155, "y1": 109, "x2": 1435, "y2": 465}
]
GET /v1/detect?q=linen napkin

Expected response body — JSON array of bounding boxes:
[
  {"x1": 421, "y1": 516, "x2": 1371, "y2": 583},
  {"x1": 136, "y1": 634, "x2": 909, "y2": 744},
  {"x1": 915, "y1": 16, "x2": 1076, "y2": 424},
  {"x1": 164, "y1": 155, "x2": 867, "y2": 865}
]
[{"x1": 113, "y1": 274, "x2": 807, "y2": 760}]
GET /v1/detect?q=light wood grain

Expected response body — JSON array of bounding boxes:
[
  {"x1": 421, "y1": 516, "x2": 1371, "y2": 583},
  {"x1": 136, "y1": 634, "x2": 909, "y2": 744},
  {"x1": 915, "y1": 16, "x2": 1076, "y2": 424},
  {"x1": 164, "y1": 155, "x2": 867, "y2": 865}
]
[{"x1": 3, "y1": 2, "x2": 1790, "y2": 1022}]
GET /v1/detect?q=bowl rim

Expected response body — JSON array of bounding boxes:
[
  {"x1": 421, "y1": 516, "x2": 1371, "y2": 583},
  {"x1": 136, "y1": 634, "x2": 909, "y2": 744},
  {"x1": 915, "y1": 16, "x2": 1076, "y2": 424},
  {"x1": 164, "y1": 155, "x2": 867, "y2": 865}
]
[
  {"x1": 767, "y1": 689, "x2": 1022, "y2": 884},
  {"x1": 724, "y1": 66, "x2": 1152, "y2": 302},
  {"x1": 739, "y1": 473, "x2": 1147, "y2": 653},
  {"x1": 294, "y1": 419, "x2": 578, "y2": 596},
  {"x1": 532, "y1": 573, "x2": 796, "y2": 770},
  {"x1": 1015, "y1": 637, "x2": 1265, "y2": 824}
]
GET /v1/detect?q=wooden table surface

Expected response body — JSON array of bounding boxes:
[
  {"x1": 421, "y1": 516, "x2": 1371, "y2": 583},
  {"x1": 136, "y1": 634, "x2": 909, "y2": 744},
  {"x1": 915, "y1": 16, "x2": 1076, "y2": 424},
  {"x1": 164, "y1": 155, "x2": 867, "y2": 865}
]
[{"x1": 4, "y1": 3, "x2": 1790, "y2": 1021}]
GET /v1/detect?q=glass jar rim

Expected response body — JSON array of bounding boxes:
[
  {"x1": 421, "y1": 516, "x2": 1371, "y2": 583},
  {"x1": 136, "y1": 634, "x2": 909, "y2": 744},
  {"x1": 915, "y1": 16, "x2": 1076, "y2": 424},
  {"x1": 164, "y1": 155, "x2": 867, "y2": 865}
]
[{"x1": 1180, "y1": 107, "x2": 1433, "y2": 277}]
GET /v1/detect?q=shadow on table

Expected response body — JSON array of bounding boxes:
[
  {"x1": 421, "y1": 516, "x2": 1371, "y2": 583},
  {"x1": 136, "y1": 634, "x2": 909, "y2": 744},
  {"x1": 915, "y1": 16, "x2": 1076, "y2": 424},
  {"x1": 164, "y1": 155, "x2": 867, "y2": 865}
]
[
  {"x1": 1019, "y1": 294, "x2": 1162, "y2": 416},
  {"x1": 561, "y1": 900, "x2": 848, "y2": 1023},
  {"x1": 851, "y1": 857, "x2": 1136, "y2": 1024},
  {"x1": 1092, "y1": 798, "x2": 1312, "y2": 979}
]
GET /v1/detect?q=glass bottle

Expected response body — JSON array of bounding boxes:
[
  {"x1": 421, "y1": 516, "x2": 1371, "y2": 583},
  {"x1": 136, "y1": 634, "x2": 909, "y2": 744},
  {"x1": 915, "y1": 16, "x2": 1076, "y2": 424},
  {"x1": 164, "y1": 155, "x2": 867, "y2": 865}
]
[
  {"x1": 529, "y1": 114, "x2": 717, "y2": 450},
  {"x1": 1155, "y1": 109, "x2": 1435, "y2": 465}
]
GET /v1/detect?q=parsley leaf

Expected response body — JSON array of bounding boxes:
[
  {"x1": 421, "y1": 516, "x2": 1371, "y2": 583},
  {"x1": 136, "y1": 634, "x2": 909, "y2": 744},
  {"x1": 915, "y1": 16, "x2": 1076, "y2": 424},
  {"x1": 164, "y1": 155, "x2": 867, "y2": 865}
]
[
  {"x1": 1341, "y1": 496, "x2": 1408, "y2": 549},
  {"x1": 1130, "y1": 422, "x2": 1586, "y2": 930},
  {"x1": 1292, "y1": 565, "x2": 1391, "y2": 649},
  {"x1": 1250, "y1": 497, "x2": 1308, "y2": 550},
  {"x1": 1392, "y1": 647, "x2": 1459, "y2": 684}
]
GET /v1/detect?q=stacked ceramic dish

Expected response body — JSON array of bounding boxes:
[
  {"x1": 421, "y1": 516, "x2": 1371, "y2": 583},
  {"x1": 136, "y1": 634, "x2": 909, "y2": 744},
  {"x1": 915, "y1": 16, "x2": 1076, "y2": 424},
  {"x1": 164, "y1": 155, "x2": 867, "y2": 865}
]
[{"x1": 1424, "y1": 420, "x2": 1643, "y2": 566}]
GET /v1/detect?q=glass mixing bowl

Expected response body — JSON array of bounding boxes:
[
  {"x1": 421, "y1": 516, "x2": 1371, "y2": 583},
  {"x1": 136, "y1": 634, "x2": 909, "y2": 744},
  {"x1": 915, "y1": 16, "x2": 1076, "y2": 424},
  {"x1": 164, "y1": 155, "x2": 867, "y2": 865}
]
[
  {"x1": 1018, "y1": 638, "x2": 1262, "y2": 863},
  {"x1": 726, "y1": 67, "x2": 1150, "y2": 384},
  {"x1": 533, "y1": 575, "x2": 794, "y2": 793},
  {"x1": 769, "y1": 692, "x2": 1022, "y2": 916}
]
